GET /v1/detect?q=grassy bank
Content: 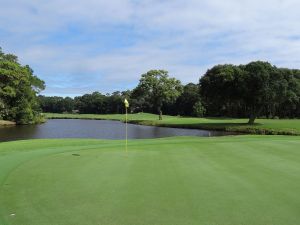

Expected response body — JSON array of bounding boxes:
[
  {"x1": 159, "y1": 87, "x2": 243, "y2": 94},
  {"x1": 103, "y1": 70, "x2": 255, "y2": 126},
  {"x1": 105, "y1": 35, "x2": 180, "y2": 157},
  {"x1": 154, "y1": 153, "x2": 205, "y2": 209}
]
[
  {"x1": 45, "y1": 113, "x2": 300, "y2": 135},
  {"x1": 1, "y1": 136, "x2": 300, "y2": 225},
  {"x1": 0, "y1": 120, "x2": 15, "y2": 126}
]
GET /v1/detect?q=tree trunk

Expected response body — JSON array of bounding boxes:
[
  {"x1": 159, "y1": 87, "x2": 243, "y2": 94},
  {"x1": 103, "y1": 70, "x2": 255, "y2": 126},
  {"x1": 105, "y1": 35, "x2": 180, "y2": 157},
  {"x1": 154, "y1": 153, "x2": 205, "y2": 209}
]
[
  {"x1": 248, "y1": 114, "x2": 256, "y2": 125},
  {"x1": 248, "y1": 106, "x2": 263, "y2": 125},
  {"x1": 158, "y1": 107, "x2": 163, "y2": 120}
]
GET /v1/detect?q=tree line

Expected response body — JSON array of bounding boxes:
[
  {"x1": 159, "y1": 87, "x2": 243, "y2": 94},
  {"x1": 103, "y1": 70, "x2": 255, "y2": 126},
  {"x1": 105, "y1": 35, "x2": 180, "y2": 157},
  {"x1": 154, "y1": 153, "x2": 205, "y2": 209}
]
[
  {"x1": 39, "y1": 80, "x2": 204, "y2": 117},
  {"x1": 1, "y1": 47, "x2": 300, "y2": 124},
  {"x1": 38, "y1": 70, "x2": 205, "y2": 118},
  {"x1": 40, "y1": 62, "x2": 300, "y2": 124},
  {"x1": 38, "y1": 91, "x2": 131, "y2": 114}
]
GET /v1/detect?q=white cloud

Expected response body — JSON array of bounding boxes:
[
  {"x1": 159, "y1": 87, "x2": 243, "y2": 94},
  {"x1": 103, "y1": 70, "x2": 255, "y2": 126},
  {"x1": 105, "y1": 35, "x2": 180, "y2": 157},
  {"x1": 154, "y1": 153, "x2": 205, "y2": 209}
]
[{"x1": 1, "y1": 0, "x2": 300, "y2": 95}]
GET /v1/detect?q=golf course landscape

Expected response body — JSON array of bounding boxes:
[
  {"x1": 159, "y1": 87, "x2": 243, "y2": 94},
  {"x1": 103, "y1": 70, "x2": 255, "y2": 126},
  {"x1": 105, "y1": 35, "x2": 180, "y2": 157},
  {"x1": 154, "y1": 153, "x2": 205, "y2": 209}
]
[
  {"x1": 1, "y1": 135, "x2": 300, "y2": 225},
  {"x1": 2, "y1": 1, "x2": 300, "y2": 224}
]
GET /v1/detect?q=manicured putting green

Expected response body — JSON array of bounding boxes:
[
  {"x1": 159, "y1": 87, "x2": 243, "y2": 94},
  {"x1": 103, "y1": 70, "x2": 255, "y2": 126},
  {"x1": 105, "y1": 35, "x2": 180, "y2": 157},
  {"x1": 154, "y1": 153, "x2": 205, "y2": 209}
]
[{"x1": 1, "y1": 136, "x2": 300, "y2": 225}]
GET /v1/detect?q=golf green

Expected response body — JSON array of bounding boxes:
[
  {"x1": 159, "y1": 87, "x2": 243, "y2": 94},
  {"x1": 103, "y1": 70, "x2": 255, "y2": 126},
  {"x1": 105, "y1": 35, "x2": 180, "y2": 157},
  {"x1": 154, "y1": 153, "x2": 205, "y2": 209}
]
[{"x1": 1, "y1": 136, "x2": 300, "y2": 225}]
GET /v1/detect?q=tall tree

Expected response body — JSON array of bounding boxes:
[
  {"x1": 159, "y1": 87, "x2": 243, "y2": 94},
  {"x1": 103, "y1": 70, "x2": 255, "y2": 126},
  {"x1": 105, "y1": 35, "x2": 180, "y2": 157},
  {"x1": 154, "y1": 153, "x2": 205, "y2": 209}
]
[
  {"x1": 200, "y1": 61, "x2": 299, "y2": 124},
  {"x1": 200, "y1": 64, "x2": 243, "y2": 117},
  {"x1": 0, "y1": 47, "x2": 45, "y2": 124},
  {"x1": 241, "y1": 62, "x2": 289, "y2": 124},
  {"x1": 175, "y1": 83, "x2": 201, "y2": 116},
  {"x1": 135, "y1": 70, "x2": 183, "y2": 120},
  {"x1": 274, "y1": 69, "x2": 300, "y2": 118}
]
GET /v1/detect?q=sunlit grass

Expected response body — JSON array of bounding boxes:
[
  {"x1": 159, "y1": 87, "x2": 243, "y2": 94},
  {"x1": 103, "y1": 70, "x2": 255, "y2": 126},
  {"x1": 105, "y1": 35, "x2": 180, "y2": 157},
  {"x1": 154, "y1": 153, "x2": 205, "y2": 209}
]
[{"x1": 1, "y1": 136, "x2": 300, "y2": 225}]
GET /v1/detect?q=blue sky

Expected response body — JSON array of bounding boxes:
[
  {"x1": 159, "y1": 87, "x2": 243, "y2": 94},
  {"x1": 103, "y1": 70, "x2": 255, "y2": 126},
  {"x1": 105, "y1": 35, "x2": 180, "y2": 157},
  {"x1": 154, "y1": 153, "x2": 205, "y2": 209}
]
[{"x1": 1, "y1": 0, "x2": 300, "y2": 96}]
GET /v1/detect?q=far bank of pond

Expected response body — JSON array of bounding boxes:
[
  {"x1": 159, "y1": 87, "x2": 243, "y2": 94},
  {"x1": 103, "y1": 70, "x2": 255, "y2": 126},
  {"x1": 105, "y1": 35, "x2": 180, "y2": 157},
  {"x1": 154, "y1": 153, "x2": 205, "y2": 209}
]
[
  {"x1": 45, "y1": 113, "x2": 300, "y2": 135},
  {"x1": 0, "y1": 119, "x2": 236, "y2": 142},
  {"x1": 0, "y1": 120, "x2": 16, "y2": 126}
]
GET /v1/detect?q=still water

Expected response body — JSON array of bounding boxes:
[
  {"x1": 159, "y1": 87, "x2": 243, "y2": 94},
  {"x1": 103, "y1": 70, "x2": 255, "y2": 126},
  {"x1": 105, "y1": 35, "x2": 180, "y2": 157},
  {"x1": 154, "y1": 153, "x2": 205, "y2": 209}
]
[{"x1": 0, "y1": 119, "x2": 234, "y2": 141}]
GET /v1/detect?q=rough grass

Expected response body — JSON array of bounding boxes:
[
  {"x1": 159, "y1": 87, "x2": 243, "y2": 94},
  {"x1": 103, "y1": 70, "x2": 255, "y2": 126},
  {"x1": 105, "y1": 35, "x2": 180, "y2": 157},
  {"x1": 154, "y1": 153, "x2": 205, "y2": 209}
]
[
  {"x1": 1, "y1": 136, "x2": 300, "y2": 225},
  {"x1": 45, "y1": 113, "x2": 300, "y2": 135}
]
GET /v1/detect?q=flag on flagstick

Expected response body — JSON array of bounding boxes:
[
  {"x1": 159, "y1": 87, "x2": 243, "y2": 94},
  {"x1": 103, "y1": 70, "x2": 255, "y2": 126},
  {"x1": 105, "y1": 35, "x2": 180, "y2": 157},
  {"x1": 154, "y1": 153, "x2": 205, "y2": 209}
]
[
  {"x1": 124, "y1": 98, "x2": 129, "y2": 155},
  {"x1": 124, "y1": 98, "x2": 129, "y2": 108}
]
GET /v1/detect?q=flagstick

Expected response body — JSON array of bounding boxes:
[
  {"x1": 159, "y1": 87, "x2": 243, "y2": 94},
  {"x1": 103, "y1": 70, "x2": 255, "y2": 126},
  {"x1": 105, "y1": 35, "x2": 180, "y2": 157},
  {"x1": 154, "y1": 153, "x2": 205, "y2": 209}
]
[
  {"x1": 124, "y1": 98, "x2": 129, "y2": 156},
  {"x1": 125, "y1": 107, "x2": 128, "y2": 156}
]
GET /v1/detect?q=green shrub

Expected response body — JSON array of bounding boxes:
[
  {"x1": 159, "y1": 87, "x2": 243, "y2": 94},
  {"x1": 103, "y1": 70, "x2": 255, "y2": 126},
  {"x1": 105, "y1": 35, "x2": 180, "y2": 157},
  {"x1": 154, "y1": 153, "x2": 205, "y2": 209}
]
[{"x1": 192, "y1": 101, "x2": 206, "y2": 117}]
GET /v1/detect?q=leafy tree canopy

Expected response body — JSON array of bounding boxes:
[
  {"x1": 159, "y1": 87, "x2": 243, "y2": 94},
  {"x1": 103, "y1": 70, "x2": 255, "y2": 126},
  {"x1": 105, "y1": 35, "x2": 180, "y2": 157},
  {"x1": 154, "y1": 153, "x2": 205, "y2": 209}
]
[
  {"x1": 134, "y1": 70, "x2": 183, "y2": 120},
  {"x1": 0, "y1": 47, "x2": 45, "y2": 124},
  {"x1": 200, "y1": 61, "x2": 300, "y2": 124}
]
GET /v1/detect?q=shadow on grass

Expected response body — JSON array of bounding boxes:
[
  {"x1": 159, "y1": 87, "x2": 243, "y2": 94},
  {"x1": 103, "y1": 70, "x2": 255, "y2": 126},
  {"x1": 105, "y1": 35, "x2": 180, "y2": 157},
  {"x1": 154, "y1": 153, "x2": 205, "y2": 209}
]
[
  {"x1": 130, "y1": 120, "x2": 261, "y2": 129},
  {"x1": 157, "y1": 122, "x2": 261, "y2": 130},
  {"x1": 178, "y1": 116, "x2": 250, "y2": 121}
]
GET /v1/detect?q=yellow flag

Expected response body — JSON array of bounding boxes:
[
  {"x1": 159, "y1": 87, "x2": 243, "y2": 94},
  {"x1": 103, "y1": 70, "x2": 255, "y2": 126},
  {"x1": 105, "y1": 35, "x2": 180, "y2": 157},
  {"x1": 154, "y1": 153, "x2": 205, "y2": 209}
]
[{"x1": 124, "y1": 98, "x2": 129, "y2": 108}]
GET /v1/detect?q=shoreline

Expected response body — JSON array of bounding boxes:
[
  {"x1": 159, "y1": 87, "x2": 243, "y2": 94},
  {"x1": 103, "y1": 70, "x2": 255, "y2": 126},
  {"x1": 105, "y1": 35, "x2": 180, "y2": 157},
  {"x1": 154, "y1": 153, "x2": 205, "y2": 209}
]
[
  {"x1": 45, "y1": 113, "x2": 300, "y2": 136},
  {"x1": 0, "y1": 120, "x2": 16, "y2": 126}
]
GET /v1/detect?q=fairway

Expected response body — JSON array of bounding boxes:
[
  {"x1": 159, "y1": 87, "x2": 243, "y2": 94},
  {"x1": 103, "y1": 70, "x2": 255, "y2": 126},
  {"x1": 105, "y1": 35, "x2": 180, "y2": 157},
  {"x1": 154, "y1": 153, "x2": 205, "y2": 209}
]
[{"x1": 1, "y1": 136, "x2": 300, "y2": 225}]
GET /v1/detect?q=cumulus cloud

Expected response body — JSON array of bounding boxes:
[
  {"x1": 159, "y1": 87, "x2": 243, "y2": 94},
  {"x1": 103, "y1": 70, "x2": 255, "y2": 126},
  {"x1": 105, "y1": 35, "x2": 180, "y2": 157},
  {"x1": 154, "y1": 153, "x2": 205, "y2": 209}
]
[{"x1": 1, "y1": 0, "x2": 300, "y2": 96}]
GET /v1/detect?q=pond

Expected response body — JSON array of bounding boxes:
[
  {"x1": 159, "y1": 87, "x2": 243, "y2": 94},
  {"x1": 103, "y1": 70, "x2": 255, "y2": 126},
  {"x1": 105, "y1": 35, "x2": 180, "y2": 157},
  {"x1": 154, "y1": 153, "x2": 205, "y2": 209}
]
[{"x1": 0, "y1": 119, "x2": 235, "y2": 142}]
